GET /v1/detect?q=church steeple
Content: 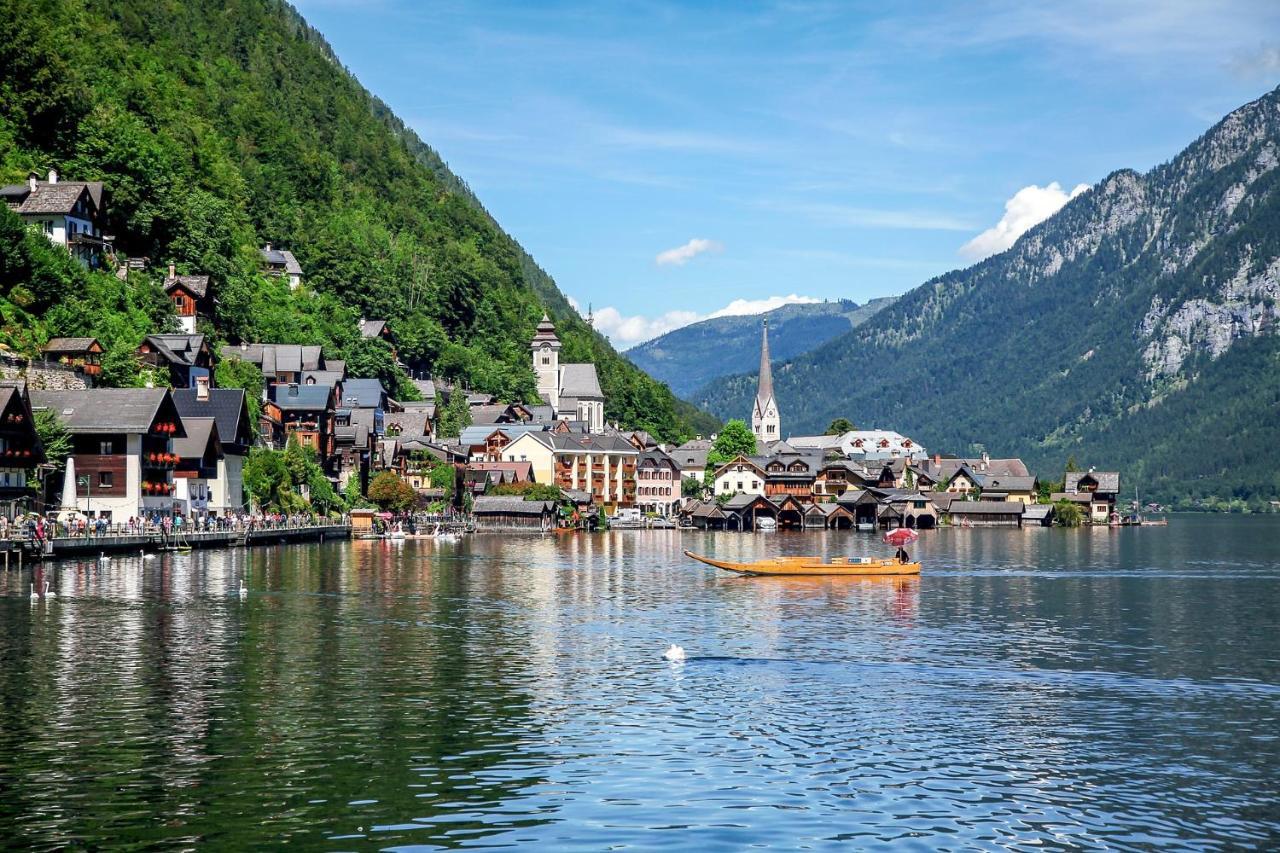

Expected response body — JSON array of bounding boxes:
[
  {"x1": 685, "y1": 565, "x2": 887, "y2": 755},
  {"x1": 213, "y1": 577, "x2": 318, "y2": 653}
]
[{"x1": 751, "y1": 319, "x2": 780, "y2": 442}]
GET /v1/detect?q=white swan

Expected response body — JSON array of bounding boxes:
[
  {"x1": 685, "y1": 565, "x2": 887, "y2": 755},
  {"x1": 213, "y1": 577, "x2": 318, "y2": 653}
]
[
  {"x1": 238, "y1": 578, "x2": 247, "y2": 598},
  {"x1": 29, "y1": 582, "x2": 38, "y2": 602},
  {"x1": 43, "y1": 579, "x2": 56, "y2": 599},
  {"x1": 142, "y1": 550, "x2": 157, "y2": 561},
  {"x1": 98, "y1": 552, "x2": 110, "y2": 564},
  {"x1": 663, "y1": 644, "x2": 686, "y2": 662}
]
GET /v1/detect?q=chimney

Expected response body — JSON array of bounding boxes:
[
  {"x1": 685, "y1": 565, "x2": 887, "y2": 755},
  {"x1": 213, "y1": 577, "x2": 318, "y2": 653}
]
[
  {"x1": 933, "y1": 453, "x2": 941, "y2": 466},
  {"x1": 47, "y1": 169, "x2": 58, "y2": 184},
  {"x1": 195, "y1": 375, "x2": 210, "y2": 401},
  {"x1": 168, "y1": 263, "x2": 175, "y2": 279},
  {"x1": 288, "y1": 383, "x2": 299, "y2": 397},
  {"x1": 981, "y1": 451, "x2": 989, "y2": 471}
]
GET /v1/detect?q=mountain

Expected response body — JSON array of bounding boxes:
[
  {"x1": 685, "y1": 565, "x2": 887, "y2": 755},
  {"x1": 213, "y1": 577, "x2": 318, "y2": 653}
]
[
  {"x1": 626, "y1": 298, "x2": 895, "y2": 398},
  {"x1": 698, "y1": 87, "x2": 1280, "y2": 509},
  {"x1": 0, "y1": 0, "x2": 716, "y2": 441}
]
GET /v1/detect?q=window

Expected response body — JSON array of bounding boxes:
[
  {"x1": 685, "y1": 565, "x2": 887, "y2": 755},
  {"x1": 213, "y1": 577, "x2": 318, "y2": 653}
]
[
  {"x1": 98, "y1": 471, "x2": 113, "y2": 487},
  {"x1": 99, "y1": 441, "x2": 114, "y2": 455}
]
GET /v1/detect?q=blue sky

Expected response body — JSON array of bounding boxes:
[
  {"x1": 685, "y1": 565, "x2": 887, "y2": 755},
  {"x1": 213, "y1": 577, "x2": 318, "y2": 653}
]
[{"x1": 294, "y1": 0, "x2": 1279, "y2": 346}]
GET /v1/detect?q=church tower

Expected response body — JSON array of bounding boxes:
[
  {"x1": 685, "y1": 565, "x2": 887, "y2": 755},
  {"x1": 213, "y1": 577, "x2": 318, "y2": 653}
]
[
  {"x1": 751, "y1": 319, "x2": 780, "y2": 442},
  {"x1": 531, "y1": 313, "x2": 562, "y2": 410}
]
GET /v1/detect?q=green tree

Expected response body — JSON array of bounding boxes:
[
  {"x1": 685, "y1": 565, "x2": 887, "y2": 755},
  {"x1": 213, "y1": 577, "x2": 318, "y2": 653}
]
[
  {"x1": 681, "y1": 476, "x2": 704, "y2": 499},
  {"x1": 707, "y1": 419, "x2": 757, "y2": 470},
  {"x1": 435, "y1": 389, "x2": 472, "y2": 439},
  {"x1": 1054, "y1": 500, "x2": 1085, "y2": 527},
  {"x1": 342, "y1": 475, "x2": 371, "y2": 509},
  {"x1": 825, "y1": 417, "x2": 855, "y2": 435},
  {"x1": 367, "y1": 470, "x2": 417, "y2": 511}
]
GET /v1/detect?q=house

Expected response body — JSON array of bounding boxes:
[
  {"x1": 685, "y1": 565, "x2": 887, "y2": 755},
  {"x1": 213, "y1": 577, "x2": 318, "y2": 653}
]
[
  {"x1": 948, "y1": 500, "x2": 1025, "y2": 528},
  {"x1": 1022, "y1": 504, "x2": 1055, "y2": 527},
  {"x1": 671, "y1": 438, "x2": 712, "y2": 482},
  {"x1": 358, "y1": 318, "x2": 392, "y2": 341},
  {"x1": 636, "y1": 449, "x2": 681, "y2": 516},
  {"x1": 162, "y1": 265, "x2": 212, "y2": 334},
  {"x1": 333, "y1": 407, "x2": 375, "y2": 491},
  {"x1": 137, "y1": 334, "x2": 213, "y2": 389},
  {"x1": 31, "y1": 388, "x2": 186, "y2": 521},
  {"x1": 260, "y1": 244, "x2": 303, "y2": 290},
  {"x1": 711, "y1": 455, "x2": 767, "y2": 499},
  {"x1": 171, "y1": 417, "x2": 222, "y2": 517},
  {"x1": 979, "y1": 475, "x2": 1038, "y2": 505},
  {"x1": 264, "y1": 383, "x2": 337, "y2": 467},
  {"x1": 871, "y1": 489, "x2": 939, "y2": 529},
  {"x1": 472, "y1": 496, "x2": 556, "y2": 531},
  {"x1": 172, "y1": 384, "x2": 253, "y2": 516},
  {"x1": 914, "y1": 453, "x2": 1031, "y2": 486},
  {"x1": 814, "y1": 460, "x2": 870, "y2": 499},
  {"x1": 721, "y1": 493, "x2": 780, "y2": 531},
  {"x1": 835, "y1": 489, "x2": 880, "y2": 529},
  {"x1": 760, "y1": 452, "x2": 821, "y2": 503},
  {"x1": 221, "y1": 343, "x2": 327, "y2": 385},
  {"x1": 41, "y1": 338, "x2": 103, "y2": 380},
  {"x1": 0, "y1": 384, "x2": 45, "y2": 517},
  {"x1": 1, "y1": 170, "x2": 108, "y2": 267},
  {"x1": 500, "y1": 430, "x2": 638, "y2": 509},
  {"x1": 790, "y1": 429, "x2": 928, "y2": 461},
  {"x1": 682, "y1": 499, "x2": 728, "y2": 530},
  {"x1": 464, "y1": 461, "x2": 534, "y2": 496},
  {"x1": 1062, "y1": 469, "x2": 1121, "y2": 522},
  {"x1": 530, "y1": 315, "x2": 606, "y2": 432},
  {"x1": 341, "y1": 378, "x2": 387, "y2": 432}
]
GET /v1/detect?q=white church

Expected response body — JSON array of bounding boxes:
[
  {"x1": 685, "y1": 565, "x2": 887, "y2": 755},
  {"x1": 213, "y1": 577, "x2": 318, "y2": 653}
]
[
  {"x1": 751, "y1": 320, "x2": 781, "y2": 442},
  {"x1": 531, "y1": 314, "x2": 606, "y2": 433}
]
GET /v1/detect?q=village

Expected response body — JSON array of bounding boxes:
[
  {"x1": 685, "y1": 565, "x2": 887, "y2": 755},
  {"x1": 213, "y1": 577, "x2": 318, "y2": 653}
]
[{"x1": 0, "y1": 169, "x2": 1125, "y2": 540}]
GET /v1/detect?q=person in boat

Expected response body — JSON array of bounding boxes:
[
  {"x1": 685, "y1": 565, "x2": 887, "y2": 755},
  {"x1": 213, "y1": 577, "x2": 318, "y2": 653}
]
[{"x1": 896, "y1": 547, "x2": 910, "y2": 563}]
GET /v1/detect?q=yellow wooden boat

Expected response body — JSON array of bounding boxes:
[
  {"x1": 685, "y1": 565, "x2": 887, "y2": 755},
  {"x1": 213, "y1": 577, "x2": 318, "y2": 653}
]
[{"x1": 683, "y1": 549, "x2": 921, "y2": 577}]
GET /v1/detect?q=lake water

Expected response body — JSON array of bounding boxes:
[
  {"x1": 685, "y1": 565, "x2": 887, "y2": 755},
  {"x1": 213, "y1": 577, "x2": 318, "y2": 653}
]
[{"x1": 2, "y1": 516, "x2": 1279, "y2": 849}]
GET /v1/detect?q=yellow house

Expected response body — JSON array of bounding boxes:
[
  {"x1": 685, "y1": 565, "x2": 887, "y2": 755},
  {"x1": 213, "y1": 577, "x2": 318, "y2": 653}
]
[
  {"x1": 501, "y1": 432, "x2": 556, "y2": 485},
  {"x1": 981, "y1": 475, "x2": 1038, "y2": 505}
]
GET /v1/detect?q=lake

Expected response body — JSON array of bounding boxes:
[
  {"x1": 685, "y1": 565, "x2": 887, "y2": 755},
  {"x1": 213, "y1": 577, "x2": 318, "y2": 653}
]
[{"x1": 2, "y1": 515, "x2": 1279, "y2": 849}]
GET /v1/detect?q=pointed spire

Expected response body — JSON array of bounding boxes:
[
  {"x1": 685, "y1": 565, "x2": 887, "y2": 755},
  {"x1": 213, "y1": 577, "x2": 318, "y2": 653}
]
[{"x1": 756, "y1": 319, "x2": 774, "y2": 403}]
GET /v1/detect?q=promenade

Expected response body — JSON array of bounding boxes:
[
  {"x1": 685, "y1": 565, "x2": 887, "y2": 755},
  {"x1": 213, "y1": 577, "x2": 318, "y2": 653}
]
[{"x1": 1, "y1": 520, "x2": 352, "y2": 561}]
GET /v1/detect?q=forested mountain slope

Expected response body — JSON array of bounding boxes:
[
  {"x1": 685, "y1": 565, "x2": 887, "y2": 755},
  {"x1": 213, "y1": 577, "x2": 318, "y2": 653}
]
[
  {"x1": 627, "y1": 298, "x2": 894, "y2": 398},
  {"x1": 699, "y1": 87, "x2": 1280, "y2": 507},
  {"x1": 0, "y1": 0, "x2": 715, "y2": 440}
]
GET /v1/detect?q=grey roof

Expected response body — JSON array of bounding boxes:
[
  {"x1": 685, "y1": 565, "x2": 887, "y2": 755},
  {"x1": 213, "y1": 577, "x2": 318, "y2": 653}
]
[
  {"x1": 302, "y1": 370, "x2": 345, "y2": 387},
  {"x1": 42, "y1": 337, "x2": 100, "y2": 354},
  {"x1": 342, "y1": 378, "x2": 385, "y2": 409},
  {"x1": 385, "y1": 411, "x2": 432, "y2": 438},
  {"x1": 559, "y1": 363, "x2": 603, "y2": 399},
  {"x1": 1023, "y1": 505, "x2": 1054, "y2": 521},
  {"x1": 549, "y1": 432, "x2": 639, "y2": 453},
  {"x1": 685, "y1": 500, "x2": 725, "y2": 519},
  {"x1": 270, "y1": 384, "x2": 333, "y2": 412},
  {"x1": 260, "y1": 247, "x2": 303, "y2": 275},
  {"x1": 526, "y1": 404, "x2": 556, "y2": 422},
  {"x1": 458, "y1": 424, "x2": 546, "y2": 446},
  {"x1": 12, "y1": 181, "x2": 101, "y2": 215},
  {"x1": 473, "y1": 496, "x2": 555, "y2": 515},
  {"x1": 411, "y1": 378, "x2": 436, "y2": 400},
  {"x1": 471, "y1": 404, "x2": 506, "y2": 424},
  {"x1": 947, "y1": 501, "x2": 1026, "y2": 515},
  {"x1": 164, "y1": 274, "x2": 210, "y2": 298},
  {"x1": 756, "y1": 320, "x2": 774, "y2": 404},
  {"x1": 171, "y1": 417, "x2": 221, "y2": 460},
  {"x1": 980, "y1": 475, "x2": 1037, "y2": 492},
  {"x1": 172, "y1": 388, "x2": 250, "y2": 447},
  {"x1": 359, "y1": 319, "x2": 388, "y2": 338},
  {"x1": 31, "y1": 389, "x2": 181, "y2": 435},
  {"x1": 221, "y1": 343, "x2": 324, "y2": 377},
  {"x1": 723, "y1": 493, "x2": 768, "y2": 511},
  {"x1": 638, "y1": 449, "x2": 679, "y2": 470},
  {"x1": 1065, "y1": 471, "x2": 1121, "y2": 493},
  {"x1": 143, "y1": 334, "x2": 207, "y2": 367}
]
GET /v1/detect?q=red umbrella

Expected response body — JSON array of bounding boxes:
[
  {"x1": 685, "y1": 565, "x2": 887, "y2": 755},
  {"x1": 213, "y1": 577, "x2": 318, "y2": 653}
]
[{"x1": 883, "y1": 528, "x2": 919, "y2": 547}]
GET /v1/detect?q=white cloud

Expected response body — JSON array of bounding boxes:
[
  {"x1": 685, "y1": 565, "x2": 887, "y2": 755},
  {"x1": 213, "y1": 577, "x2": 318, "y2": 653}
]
[
  {"x1": 655, "y1": 237, "x2": 723, "y2": 267},
  {"x1": 573, "y1": 293, "x2": 821, "y2": 347},
  {"x1": 959, "y1": 181, "x2": 1089, "y2": 261},
  {"x1": 707, "y1": 294, "x2": 821, "y2": 319}
]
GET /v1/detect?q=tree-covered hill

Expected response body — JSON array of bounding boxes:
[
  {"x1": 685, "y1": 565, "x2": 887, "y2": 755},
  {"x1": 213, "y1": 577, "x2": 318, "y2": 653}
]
[
  {"x1": 698, "y1": 87, "x2": 1280, "y2": 508},
  {"x1": 0, "y1": 0, "x2": 716, "y2": 441},
  {"x1": 626, "y1": 298, "x2": 895, "y2": 398}
]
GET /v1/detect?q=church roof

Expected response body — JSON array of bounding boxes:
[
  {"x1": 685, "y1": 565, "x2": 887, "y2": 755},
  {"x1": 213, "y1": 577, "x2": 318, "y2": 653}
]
[
  {"x1": 756, "y1": 319, "x2": 775, "y2": 404},
  {"x1": 560, "y1": 363, "x2": 602, "y2": 399}
]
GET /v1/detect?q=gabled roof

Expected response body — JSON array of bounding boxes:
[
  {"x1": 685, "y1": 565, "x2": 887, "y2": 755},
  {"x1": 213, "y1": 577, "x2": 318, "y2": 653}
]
[
  {"x1": 260, "y1": 246, "x2": 303, "y2": 275},
  {"x1": 171, "y1": 388, "x2": 251, "y2": 448},
  {"x1": 712, "y1": 454, "x2": 766, "y2": 479},
  {"x1": 8, "y1": 180, "x2": 102, "y2": 215},
  {"x1": 172, "y1": 417, "x2": 222, "y2": 461},
  {"x1": 220, "y1": 343, "x2": 325, "y2": 377},
  {"x1": 42, "y1": 337, "x2": 102, "y2": 354},
  {"x1": 559, "y1": 363, "x2": 603, "y2": 399},
  {"x1": 164, "y1": 274, "x2": 210, "y2": 299},
  {"x1": 948, "y1": 501, "x2": 1026, "y2": 515},
  {"x1": 141, "y1": 334, "x2": 207, "y2": 367},
  {"x1": 471, "y1": 404, "x2": 506, "y2": 424},
  {"x1": 980, "y1": 475, "x2": 1037, "y2": 492},
  {"x1": 269, "y1": 383, "x2": 334, "y2": 412},
  {"x1": 473, "y1": 496, "x2": 555, "y2": 515},
  {"x1": 358, "y1": 319, "x2": 388, "y2": 338},
  {"x1": 1065, "y1": 471, "x2": 1121, "y2": 493},
  {"x1": 31, "y1": 389, "x2": 183, "y2": 435},
  {"x1": 342, "y1": 378, "x2": 386, "y2": 409}
]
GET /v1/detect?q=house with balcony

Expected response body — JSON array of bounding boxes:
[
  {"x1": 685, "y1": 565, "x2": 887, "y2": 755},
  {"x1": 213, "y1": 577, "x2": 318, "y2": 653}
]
[
  {"x1": 636, "y1": 449, "x2": 681, "y2": 516},
  {"x1": 1, "y1": 170, "x2": 108, "y2": 267},
  {"x1": 500, "y1": 430, "x2": 638, "y2": 509},
  {"x1": 172, "y1": 382, "x2": 253, "y2": 516},
  {"x1": 31, "y1": 388, "x2": 186, "y2": 521},
  {"x1": 162, "y1": 267, "x2": 212, "y2": 334},
  {"x1": 137, "y1": 333, "x2": 213, "y2": 389},
  {"x1": 0, "y1": 384, "x2": 45, "y2": 517},
  {"x1": 172, "y1": 417, "x2": 222, "y2": 517},
  {"x1": 41, "y1": 337, "x2": 103, "y2": 381},
  {"x1": 711, "y1": 456, "x2": 767, "y2": 499},
  {"x1": 219, "y1": 343, "x2": 328, "y2": 385},
  {"x1": 260, "y1": 244, "x2": 303, "y2": 290},
  {"x1": 1058, "y1": 469, "x2": 1121, "y2": 523},
  {"x1": 264, "y1": 382, "x2": 337, "y2": 469}
]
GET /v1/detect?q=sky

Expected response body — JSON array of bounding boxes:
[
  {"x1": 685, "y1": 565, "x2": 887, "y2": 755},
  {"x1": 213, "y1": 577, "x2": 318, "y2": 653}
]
[{"x1": 293, "y1": 0, "x2": 1280, "y2": 347}]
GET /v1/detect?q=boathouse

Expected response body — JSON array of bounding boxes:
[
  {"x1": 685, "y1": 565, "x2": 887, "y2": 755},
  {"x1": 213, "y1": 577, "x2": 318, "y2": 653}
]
[
  {"x1": 947, "y1": 500, "x2": 1025, "y2": 528},
  {"x1": 473, "y1": 496, "x2": 556, "y2": 531}
]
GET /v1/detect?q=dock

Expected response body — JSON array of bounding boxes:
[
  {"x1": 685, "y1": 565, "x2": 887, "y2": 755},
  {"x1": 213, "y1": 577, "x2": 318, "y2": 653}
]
[{"x1": 1, "y1": 522, "x2": 352, "y2": 562}]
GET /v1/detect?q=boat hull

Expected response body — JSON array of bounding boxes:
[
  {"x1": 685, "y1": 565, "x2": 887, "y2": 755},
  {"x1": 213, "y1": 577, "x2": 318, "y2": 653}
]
[{"x1": 683, "y1": 549, "x2": 920, "y2": 577}]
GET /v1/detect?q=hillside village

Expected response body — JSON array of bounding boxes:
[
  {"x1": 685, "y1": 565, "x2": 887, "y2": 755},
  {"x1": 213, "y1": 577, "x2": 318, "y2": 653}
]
[{"x1": 0, "y1": 169, "x2": 1126, "y2": 531}]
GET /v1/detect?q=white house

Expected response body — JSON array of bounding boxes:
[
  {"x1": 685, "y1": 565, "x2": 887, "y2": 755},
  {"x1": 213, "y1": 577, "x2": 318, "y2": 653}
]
[
  {"x1": 790, "y1": 429, "x2": 928, "y2": 461},
  {"x1": 1, "y1": 170, "x2": 107, "y2": 267},
  {"x1": 712, "y1": 456, "x2": 767, "y2": 498}
]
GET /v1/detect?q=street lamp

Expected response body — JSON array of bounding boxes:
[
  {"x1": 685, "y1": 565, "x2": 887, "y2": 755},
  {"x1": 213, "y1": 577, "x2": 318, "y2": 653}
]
[{"x1": 77, "y1": 474, "x2": 91, "y2": 518}]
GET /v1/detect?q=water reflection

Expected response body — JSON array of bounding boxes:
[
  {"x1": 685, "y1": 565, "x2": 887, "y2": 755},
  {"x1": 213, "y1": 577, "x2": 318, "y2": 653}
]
[{"x1": 1, "y1": 516, "x2": 1278, "y2": 848}]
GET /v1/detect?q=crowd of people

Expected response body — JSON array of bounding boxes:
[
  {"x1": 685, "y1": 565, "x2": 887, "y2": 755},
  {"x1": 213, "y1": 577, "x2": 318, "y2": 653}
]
[{"x1": 0, "y1": 512, "x2": 348, "y2": 542}]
